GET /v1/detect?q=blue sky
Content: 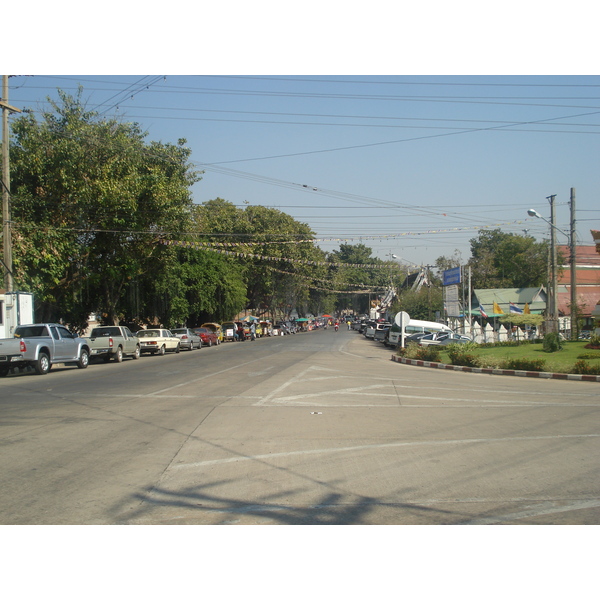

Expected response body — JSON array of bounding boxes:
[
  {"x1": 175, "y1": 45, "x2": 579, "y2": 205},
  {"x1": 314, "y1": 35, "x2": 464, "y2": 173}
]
[
  {"x1": 9, "y1": 74, "x2": 599, "y2": 269},
  {"x1": 7, "y1": 4, "x2": 600, "y2": 270}
]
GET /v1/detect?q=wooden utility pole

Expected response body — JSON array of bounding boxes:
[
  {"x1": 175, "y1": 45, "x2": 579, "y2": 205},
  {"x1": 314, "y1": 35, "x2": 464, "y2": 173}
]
[{"x1": 1, "y1": 75, "x2": 21, "y2": 293}]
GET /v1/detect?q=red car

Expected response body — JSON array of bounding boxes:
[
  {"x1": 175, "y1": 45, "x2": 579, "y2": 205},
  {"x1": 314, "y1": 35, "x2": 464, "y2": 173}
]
[{"x1": 193, "y1": 327, "x2": 219, "y2": 347}]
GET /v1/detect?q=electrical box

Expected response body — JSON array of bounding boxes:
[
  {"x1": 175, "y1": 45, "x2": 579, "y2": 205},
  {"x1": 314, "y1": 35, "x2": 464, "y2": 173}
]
[{"x1": 0, "y1": 292, "x2": 34, "y2": 338}]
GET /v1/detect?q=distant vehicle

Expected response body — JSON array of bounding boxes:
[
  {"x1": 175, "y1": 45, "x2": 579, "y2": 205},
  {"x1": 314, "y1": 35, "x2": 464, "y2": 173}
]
[
  {"x1": 137, "y1": 329, "x2": 181, "y2": 355},
  {"x1": 418, "y1": 332, "x2": 473, "y2": 346},
  {"x1": 171, "y1": 328, "x2": 202, "y2": 351},
  {"x1": 373, "y1": 323, "x2": 391, "y2": 342},
  {"x1": 275, "y1": 321, "x2": 291, "y2": 335},
  {"x1": 194, "y1": 327, "x2": 219, "y2": 347},
  {"x1": 363, "y1": 321, "x2": 378, "y2": 338},
  {"x1": 387, "y1": 316, "x2": 452, "y2": 347},
  {"x1": 88, "y1": 325, "x2": 141, "y2": 362},
  {"x1": 221, "y1": 322, "x2": 238, "y2": 341},
  {"x1": 352, "y1": 319, "x2": 364, "y2": 331},
  {"x1": 258, "y1": 321, "x2": 273, "y2": 337},
  {"x1": 0, "y1": 323, "x2": 90, "y2": 376},
  {"x1": 200, "y1": 323, "x2": 223, "y2": 343}
]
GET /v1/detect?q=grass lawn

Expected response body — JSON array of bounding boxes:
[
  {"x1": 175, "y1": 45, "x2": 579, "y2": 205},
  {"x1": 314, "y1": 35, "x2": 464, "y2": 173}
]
[{"x1": 438, "y1": 341, "x2": 600, "y2": 374}]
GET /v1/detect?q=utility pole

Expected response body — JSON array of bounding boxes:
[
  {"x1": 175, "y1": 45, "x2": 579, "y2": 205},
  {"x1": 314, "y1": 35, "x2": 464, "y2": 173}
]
[
  {"x1": 1, "y1": 75, "x2": 21, "y2": 293},
  {"x1": 548, "y1": 194, "x2": 558, "y2": 334},
  {"x1": 570, "y1": 187, "x2": 577, "y2": 339}
]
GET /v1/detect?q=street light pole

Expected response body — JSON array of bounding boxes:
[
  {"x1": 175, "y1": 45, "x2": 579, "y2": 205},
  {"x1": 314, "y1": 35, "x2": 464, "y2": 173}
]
[{"x1": 527, "y1": 194, "x2": 575, "y2": 336}]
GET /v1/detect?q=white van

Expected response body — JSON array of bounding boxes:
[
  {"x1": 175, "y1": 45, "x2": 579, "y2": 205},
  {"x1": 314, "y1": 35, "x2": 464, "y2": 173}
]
[{"x1": 386, "y1": 317, "x2": 452, "y2": 347}]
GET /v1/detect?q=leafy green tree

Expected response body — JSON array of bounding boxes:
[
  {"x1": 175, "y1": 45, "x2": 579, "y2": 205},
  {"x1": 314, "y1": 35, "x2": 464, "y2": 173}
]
[
  {"x1": 328, "y1": 244, "x2": 391, "y2": 314},
  {"x1": 10, "y1": 88, "x2": 202, "y2": 328},
  {"x1": 193, "y1": 199, "x2": 324, "y2": 319},
  {"x1": 467, "y1": 229, "x2": 548, "y2": 289},
  {"x1": 394, "y1": 286, "x2": 443, "y2": 321}
]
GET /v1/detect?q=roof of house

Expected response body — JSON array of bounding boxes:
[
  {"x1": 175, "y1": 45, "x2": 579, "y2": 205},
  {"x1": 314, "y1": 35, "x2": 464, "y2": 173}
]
[{"x1": 557, "y1": 287, "x2": 600, "y2": 315}]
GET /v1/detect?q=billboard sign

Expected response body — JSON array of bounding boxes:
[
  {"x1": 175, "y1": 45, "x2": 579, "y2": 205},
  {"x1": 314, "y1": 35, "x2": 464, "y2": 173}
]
[{"x1": 443, "y1": 267, "x2": 462, "y2": 286}]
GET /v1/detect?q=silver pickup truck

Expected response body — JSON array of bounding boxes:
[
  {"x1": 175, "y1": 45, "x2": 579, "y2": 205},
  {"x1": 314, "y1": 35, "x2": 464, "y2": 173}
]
[
  {"x1": 88, "y1": 325, "x2": 141, "y2": 362},
  {"x1": 0, "y1": 323, "x2": 91, "y2": 376}
]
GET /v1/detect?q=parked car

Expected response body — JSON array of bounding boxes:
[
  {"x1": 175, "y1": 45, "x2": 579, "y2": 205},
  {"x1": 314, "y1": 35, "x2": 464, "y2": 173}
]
[
  {"x1": 194, "y1": 327, "x2": 219, "y2": 347},
  {"x1": 373, "y1": 323, "x2": 391, "y2": 342},
  {"x1": 418, "y1": 332, "x2": 473, "y2": 346},
  {"x1": 88, "y1": 325, "x2": 141, "y2": 362},
  {"x1": 200, "y1": 322, "x2": 223, "y2": 343},
  {"x1": 136, "y1": 329, "x2": 181, "y2": 355},
  {"x1": 171, "y1": 328, "x2": 202, "y2": 351},
  {"x1": 0, "y1": 323, "x2": 91, "y2": 376},
  {"x1": 363, "y1": 321, "x2": 378, "y2": 338}
]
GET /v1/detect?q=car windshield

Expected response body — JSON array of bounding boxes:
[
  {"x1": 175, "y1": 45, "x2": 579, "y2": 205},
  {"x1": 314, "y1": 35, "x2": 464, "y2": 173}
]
[
  {"x1": 137, "y1": 330, "x2": 161, "y2": 338},
  {"x1": 171, "y1": 329, "x2": 188, "y2": 335}
]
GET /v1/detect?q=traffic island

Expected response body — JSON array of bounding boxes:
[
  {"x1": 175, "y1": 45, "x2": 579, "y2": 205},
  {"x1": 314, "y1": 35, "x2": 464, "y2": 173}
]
[{"x1": 390, "y1": 354, "x2": 600, "y2": 382}]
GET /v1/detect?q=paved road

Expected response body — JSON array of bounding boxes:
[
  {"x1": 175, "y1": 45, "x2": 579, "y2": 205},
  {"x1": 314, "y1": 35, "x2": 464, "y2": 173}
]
[{"x1": 1, "y1": 327, "x2": 598, "y2": 524}]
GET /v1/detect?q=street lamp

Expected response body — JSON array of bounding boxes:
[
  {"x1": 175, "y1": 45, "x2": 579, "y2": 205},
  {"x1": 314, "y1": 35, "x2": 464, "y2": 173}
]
[{"x1": 527, "y1": 198, "x2": 571, "y2": 335}]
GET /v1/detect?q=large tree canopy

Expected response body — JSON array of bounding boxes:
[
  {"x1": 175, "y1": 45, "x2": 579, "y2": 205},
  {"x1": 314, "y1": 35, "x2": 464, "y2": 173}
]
[
  {"x1": 10, "y1": 89, "x2": 203, "y2": 328},
  {"x1": 193, "y1": 198, "x2": 326, "y2": 318},
  {"x1": 466, "y1": 229, "x2": 549, "y2": 289}
]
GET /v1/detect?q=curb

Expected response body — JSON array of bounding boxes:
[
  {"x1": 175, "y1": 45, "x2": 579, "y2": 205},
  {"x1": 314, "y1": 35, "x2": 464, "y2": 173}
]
[{"x1": 390, "y1": 354, "x2": 600, "y2": 382}]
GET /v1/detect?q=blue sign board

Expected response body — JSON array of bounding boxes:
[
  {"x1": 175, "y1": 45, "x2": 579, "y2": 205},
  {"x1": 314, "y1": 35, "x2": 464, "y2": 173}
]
[{"x1": 442, "y1": 266, "x2": 462, "y2": 286}]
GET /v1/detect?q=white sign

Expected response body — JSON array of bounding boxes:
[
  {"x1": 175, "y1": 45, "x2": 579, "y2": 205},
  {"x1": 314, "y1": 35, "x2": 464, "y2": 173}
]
[
  {"x1": 446, "y1": 301, "x2": 461, "y2": 317},
  {"x1": 445, "y1": 285, "x2": 459, "y2": 302}
]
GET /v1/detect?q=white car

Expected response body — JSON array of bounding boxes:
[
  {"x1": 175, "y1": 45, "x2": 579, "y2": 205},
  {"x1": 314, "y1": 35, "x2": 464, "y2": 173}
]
[
  {"x1": 136, "y1": 329, "x2": 181, "y2": 355},
  {"x1": 418, "y1": 332, "x2": 473, "y2": 346}
]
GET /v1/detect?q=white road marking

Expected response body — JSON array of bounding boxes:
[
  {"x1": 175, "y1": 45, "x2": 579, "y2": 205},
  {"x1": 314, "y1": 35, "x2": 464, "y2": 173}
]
[
  {"x1": 460, "y1": 499, "x2": 600, "y2": 524},
  {"x1": 172, "y1": 433, "x2": 600, "y2": 470}
]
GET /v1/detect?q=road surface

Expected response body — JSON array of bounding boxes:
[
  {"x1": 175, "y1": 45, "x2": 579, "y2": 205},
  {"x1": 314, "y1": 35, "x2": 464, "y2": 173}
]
[{"x1": 1, "y1": 326, "x2": 598, "y2": 524}]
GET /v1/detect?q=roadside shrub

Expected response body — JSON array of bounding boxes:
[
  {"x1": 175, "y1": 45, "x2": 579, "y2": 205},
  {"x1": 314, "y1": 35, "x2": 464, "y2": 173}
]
[
  {"x1": 571, "y1": 360, "x2": 600, "y2": 375},
  {"x1": 479, "y1": 340, "x2": 536, "y2": 348},
  {"x1": 542, "y1": 332, "x2": 563, "y2": 353},
  {"x1": 500, "y1": 357, "x2": 547, "y2": 371},
  {"x1": 415, "y1": 346, "x2": 442, "y2": 362},
  {"x1": 577, "y1": 352, "x2": 600, "y2": 360},
  {"x1": 402, "y1": 342, "x2": 441, "y2": 362},
  {"x1": 446, "y1": 342, "x2": 479, "y2": 367},
  {"x1": 584, "y1": 334, "x2": 600, "y2": 349},
  {"x1": 473, "y1": 355, "x2": 503, "y2": 369}
]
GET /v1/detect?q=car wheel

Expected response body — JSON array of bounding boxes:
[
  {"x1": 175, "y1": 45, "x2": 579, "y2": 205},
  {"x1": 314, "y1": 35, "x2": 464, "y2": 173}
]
[
  {"x1": 189, "y1": 342, "x2": 194, "y2": 351},
  {"x1": 77, "y1": 349, "x2": 90, "y2": 369},
  {"x1": 114, "y1": 346, "x2": 123, "y2": 362},
  {"x1": 0, "y1": 367, "x2": 10, "y2": 377},
  {"x1": 132, "y1": 345, "x2": 140, "y2": 359},
  {"x1": 34, "y1": 352, "x2": 51, "y2": 375},
  {"x1": 158, "y1": 344, "x2": 166, "y2": 356},
  {"x1": 175, "y1": 343, "x2": 181, "y2": 354},
  {"x1": 208, "y1": 339, "x2": 212, "y2": 347}
]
